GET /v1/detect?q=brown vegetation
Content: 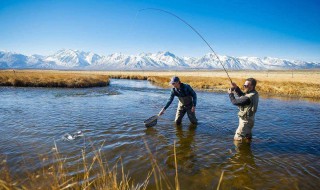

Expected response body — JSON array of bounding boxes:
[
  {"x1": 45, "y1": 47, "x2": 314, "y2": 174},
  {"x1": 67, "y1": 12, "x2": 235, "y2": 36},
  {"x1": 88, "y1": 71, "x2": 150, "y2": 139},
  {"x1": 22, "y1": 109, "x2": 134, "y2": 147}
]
[
  {"x1": 0, "y1": 141, "x2": 191, "y2": 190},
  {"x1": 105, "y1": 70, "x2": 320, "y2": 100},
  {"x1": 105, "y1": 70, "x2": 320, "y2": 85},
  {"x1": 0, "y1": 70, "x2": 109, "y2": 88},
  {"x1": 147, "y1": 76, "x2": 320, "y2": 99},
  {"x1": 109, "y1": 74, "x2": 148, "y2": 80},
  {"x1": 1, "y1": 69, "x2": 319, "y2": 99},
  {"x1": 0, "y1": 143, "x2": 148, "y2": 190}
]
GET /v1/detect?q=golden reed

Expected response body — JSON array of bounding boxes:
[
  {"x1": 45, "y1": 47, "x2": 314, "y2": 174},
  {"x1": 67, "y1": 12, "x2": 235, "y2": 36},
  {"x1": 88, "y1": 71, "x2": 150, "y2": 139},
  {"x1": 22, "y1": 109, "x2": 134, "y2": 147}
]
[
  {"x1": 1, "y1": 69, "x2": 319, "y2": 99},
  {"x1": 0, "y1": 70, "x2": 109, "y2": 88},
  {"x1": 146, "y1": 75, "x2": 320, "y2": 99},
  {"x1": 0, "y1": 140, "x2": 187, "y2": 190}
]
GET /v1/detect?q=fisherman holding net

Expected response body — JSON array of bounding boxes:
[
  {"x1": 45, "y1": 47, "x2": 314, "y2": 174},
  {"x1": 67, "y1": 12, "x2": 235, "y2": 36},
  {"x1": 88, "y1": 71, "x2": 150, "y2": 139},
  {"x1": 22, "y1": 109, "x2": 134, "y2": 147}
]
[
  {"x1": 159, "y1": 76, "x2": 198, "y2": 125},
  {"x1": 228, "y1": 78, "x2": 259, "y2": 141}
]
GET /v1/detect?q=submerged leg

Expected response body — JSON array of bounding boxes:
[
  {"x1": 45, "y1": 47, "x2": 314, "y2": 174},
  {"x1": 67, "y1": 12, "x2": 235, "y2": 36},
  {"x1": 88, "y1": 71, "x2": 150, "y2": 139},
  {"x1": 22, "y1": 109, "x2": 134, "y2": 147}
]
[
  {"x1": 234, "y1": 117, "x2": 254, "y2": 141},
  {"x1": 175, "y1": 105, "x2": 186, "y2": 125},
  {"x1": 186, "y1": 108, "x2": 198, "y2": 125}
]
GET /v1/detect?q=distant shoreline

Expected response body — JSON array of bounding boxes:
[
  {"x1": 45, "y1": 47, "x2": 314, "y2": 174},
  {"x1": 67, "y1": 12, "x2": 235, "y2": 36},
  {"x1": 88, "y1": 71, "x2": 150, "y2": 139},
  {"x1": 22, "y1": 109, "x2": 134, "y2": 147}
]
[
  {"x1": 0, "y1": 70, "x2": 109, "y2": 88},
  {"x1": 1, "y1": 69, "x2": 319, "y2": 100}
]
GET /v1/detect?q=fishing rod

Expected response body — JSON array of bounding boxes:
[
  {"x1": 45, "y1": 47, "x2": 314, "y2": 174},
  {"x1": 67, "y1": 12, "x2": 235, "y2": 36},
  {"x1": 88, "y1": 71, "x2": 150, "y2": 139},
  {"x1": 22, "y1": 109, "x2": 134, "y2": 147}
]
[{"x1": 138, "y1": 8, "x2": 233, "y2": 83}]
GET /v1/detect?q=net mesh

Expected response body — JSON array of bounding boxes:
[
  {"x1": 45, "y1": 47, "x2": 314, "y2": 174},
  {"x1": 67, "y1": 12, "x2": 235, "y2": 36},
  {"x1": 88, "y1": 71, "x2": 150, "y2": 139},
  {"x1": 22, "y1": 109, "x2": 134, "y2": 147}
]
[{"x1": 144, "y1": 115, "x2": 158, "y2": 128}]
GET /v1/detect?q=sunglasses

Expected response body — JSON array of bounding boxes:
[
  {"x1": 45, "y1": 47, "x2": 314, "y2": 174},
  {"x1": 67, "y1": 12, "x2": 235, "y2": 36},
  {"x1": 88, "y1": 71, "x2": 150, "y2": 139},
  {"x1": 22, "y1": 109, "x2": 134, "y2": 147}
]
[{"x1": 243, "y1": 85, "x2": 249, "y2": 88}]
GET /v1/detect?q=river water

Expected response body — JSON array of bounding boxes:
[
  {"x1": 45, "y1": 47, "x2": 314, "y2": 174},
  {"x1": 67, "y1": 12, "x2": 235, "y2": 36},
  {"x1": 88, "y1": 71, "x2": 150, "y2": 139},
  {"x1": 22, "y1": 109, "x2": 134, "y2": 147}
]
[{"x1": 0, "y1": 79, "x2": 319, "y2": 189}]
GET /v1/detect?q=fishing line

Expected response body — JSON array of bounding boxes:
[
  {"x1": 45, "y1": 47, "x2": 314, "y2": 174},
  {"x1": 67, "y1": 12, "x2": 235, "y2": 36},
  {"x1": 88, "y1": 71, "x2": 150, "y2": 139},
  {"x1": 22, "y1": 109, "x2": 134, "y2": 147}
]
[{"x1": 137, "y1": 8, "x2": 233, "y2": 83}]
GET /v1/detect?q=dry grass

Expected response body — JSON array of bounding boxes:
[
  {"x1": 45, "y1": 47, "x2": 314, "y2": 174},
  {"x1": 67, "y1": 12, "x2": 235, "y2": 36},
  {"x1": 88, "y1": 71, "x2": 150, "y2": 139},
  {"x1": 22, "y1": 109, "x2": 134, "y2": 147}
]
[
  {"x1": 104, "y1": 70, "x2": 320, "y2": 85},
  {"x1": 104, "y1": 70, "x2": 320, "y2": 100},
  {"x1": 0, "y1": 144, "x2": 148, "y2": 190},
  {"x1": 0, "y1": 140, "x2": 185, "y2": 190},
  {"x1": 1, "y1": 69, "x2": 319, "y2": 99},
  {"x1": 0, "y1": 70, "x2": 109, "y2": 88},
  {"x1": 109, "y1": 74, "x2": 148, "y2": 80},
  {"x1": 147, "y1": 76, "x2": 320, "y2": 99}
]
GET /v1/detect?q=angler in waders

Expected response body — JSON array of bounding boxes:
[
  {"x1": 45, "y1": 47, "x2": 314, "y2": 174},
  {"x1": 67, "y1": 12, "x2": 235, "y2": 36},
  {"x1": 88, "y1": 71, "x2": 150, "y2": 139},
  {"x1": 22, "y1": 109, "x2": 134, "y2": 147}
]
[
  {"x1": 159, "y1": 76, "x2": 198, "y2": 125},
  {"x1": 228, "y1": 78, "x2": 259, "y2": 141}
]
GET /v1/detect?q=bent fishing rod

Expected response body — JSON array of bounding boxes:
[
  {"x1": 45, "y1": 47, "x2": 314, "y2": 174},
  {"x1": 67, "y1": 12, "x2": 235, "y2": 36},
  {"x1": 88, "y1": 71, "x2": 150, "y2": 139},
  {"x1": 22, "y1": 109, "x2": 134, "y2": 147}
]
[{"x1": 138, "y1": 8, "x2": 233, "y2": 83}]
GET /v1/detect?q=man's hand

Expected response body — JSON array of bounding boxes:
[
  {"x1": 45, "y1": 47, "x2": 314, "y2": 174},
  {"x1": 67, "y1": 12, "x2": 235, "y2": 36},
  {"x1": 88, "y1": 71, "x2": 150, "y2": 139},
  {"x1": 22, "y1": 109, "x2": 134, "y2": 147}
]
[
  {"x1": 159, "y1": 108, "x2": 165, "y2": 116},
  {"x1": 191, "y1": 106, "x2": 196, "y2": 113},
  {"x1": 228, "y1": 88, "x2": 233, "y2": 94}
]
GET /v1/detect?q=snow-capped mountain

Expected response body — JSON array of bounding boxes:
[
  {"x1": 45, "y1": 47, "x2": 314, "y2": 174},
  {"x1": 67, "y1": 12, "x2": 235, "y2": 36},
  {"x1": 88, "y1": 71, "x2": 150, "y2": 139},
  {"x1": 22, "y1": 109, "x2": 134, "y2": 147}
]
[
  {"x1": 45, "y1": 49, "x2": 92, "y2": 67},
  {"x1": 0, "y1": 49, "x2": 319, "y2": 70}
]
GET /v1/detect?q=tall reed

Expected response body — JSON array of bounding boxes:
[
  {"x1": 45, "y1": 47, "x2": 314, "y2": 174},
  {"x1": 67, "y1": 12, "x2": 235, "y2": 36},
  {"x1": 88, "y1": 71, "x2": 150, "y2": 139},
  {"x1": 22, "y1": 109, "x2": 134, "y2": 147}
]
[{"x1": 0, "y1": 140, "x2": 184, "y2": 190}]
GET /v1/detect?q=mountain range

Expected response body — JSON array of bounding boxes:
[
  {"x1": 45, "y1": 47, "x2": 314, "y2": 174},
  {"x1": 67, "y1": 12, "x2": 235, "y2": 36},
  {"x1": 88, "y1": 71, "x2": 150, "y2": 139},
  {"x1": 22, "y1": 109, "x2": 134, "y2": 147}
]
[{"x1": 0, "y1": 49, "x2": 319, "y2": 70}]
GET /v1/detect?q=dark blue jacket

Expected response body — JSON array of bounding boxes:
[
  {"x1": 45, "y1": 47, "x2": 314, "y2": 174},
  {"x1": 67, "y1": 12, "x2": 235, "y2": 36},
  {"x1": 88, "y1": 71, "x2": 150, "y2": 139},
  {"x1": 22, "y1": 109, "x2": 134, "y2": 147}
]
[{"x1": 164, "y1": 83, "x2": 197, "y2": 109}]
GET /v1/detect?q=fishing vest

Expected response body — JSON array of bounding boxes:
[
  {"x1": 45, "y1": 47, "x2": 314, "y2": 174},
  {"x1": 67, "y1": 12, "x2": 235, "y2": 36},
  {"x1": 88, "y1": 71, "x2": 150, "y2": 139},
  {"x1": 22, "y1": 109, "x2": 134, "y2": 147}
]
[
  {"x1": 178, "y1": 96, "x2": 193, "y2": 107},
  {"x1": 173, "y1": 84, "x2": 193, "y2": 107},
  {"x1": 238, "y1": 90, "x2": 259, "y2": 119}
]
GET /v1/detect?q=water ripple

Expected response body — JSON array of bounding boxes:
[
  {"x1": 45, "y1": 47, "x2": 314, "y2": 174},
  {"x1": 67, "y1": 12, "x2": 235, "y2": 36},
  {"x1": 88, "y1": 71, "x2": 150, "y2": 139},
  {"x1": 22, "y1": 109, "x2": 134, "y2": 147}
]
[{"x1": 0, "y1": 79, "x2": 319, "y2": 189}]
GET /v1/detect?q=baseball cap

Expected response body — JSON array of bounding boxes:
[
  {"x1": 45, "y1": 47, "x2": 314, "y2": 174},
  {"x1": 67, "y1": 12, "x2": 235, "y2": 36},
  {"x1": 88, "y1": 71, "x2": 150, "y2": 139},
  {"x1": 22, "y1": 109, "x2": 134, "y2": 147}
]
[{"x1": 169, "y1": 76, "x2": 180, "y2": 84}]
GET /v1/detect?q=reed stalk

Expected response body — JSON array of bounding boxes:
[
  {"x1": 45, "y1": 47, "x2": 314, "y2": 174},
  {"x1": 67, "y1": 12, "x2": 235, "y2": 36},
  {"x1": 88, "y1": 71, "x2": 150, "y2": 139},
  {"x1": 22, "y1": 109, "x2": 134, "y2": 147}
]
[
  {"x1": 216, "y1": 170, "x2": 224, "y2": 190},
  {"x1": 0, "y1": 140, "x2": 183, "y2": 190}
]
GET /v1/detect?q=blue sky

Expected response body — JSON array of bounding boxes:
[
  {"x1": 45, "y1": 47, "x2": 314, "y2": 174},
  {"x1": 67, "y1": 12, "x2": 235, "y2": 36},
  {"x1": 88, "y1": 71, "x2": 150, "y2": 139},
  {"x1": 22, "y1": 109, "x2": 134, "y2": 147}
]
[{"x1": 0, "y1": 0, "x2": 319, "y2": 61}]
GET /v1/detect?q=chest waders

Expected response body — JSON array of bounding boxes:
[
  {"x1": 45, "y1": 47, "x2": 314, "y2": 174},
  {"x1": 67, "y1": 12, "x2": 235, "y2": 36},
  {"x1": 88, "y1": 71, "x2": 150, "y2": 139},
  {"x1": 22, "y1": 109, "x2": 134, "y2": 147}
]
[
  {"x1": 178, "y1": 96, "x2": 193, "y2": 107},
  {"x1": 175, "y1": 96, "x2": 198, "y2": 125},
  {"x1": 234, "y1": 91, "x2": 259, "y2": 140},
  {"x1": 238, "y1": 91, "x2": 259, "y2": 119}
]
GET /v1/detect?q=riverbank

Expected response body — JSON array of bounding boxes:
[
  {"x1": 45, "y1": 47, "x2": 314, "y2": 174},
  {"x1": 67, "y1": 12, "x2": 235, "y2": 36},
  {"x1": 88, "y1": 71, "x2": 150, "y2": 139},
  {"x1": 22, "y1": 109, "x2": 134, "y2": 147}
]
[
  {"x1": 146, "y1": 75, "x2": 320, "y2": 100},
  {"x1": 0, "y1": 70, "x2": 109, "y2": 88},
  {"x1": 1, "y1": 69, "x2": 319, "y2": 99},
  {"x1": 108, "y1": 70, "x2": 320, "y2": 100}
]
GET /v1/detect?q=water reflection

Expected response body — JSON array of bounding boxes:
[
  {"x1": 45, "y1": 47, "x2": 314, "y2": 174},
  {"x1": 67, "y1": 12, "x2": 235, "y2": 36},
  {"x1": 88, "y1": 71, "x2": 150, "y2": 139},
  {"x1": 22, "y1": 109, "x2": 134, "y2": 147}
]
[
  {"x1": 166, "y1": 124, "x2": 197, "y2": 173},
  {"x1": 1, "y1": 79, "x2": 320, "y2": 189},
  {"x1": 231, "y1": 141, "x2": 256, "y2": 168},
  {"x1": 221, "y1": 141, "x2": 257, "y2": 189}
]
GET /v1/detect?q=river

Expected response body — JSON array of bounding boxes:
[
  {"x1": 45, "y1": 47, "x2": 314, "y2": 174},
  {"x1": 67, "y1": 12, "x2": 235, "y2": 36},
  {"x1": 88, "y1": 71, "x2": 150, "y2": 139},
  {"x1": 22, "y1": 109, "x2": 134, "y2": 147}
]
[{"x1": 0, "y1": 79, "x2": 319, "y2": 189}]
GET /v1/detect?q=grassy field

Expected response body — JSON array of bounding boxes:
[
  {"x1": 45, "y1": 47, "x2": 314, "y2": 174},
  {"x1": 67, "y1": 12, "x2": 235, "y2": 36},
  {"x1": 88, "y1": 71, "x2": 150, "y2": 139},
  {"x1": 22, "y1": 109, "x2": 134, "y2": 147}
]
[
  {"x1": 101, "y1": 70, "x2": 320, "y2": 84},
  {"x1": 0, "y1": 70, "x2": 110, "y2": 88},
  {"x1": 105, "y1": 70, "x2": 320, "y2": 100},
  {"x1": 1, "y1": 69, "x2": 319, "y2": 99}
]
